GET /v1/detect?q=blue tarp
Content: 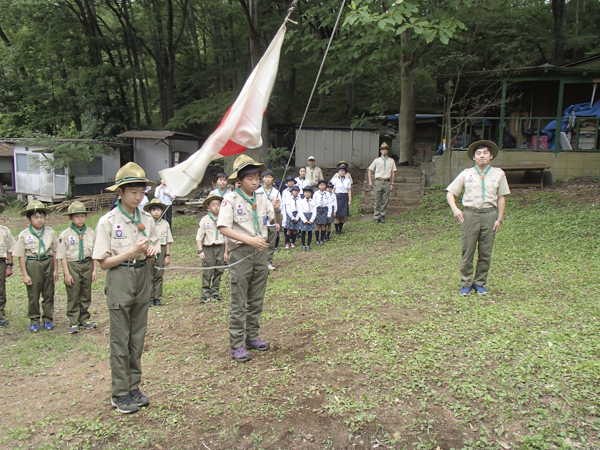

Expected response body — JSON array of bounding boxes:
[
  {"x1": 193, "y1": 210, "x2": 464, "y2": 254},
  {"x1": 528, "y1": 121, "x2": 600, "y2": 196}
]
[{"x1": 542, "y1": 100, "x2": 600, "y2": 149}]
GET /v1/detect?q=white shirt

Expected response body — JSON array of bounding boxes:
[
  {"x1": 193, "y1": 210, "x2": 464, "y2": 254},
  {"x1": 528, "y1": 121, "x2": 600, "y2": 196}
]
[
  {"x1": 155, "y1": 185, "x2": 174, "y2": 205},
  {"x1": 332, "y1": 177, "x2": 351, "y2": 194},
  {"x1": 313, "y1": 190, "x2": 332, "y2": 217},
  {"x1": 257, "y1": 185, "x2": 281, "y2": 203},
  {"x1": 284, "y1": 196, "x2": 300, "y2": 214},
  {"x1": 209, "y1": 187, "x2": 229, "y2": 198},
  {"x1": 328, "y1": 191, "x2": 337, "y2": 212},
  {"x1": 138, "y1": 195, "x2": 149, "y2": 211},
  {"x1": 295, "y1": 177, "x2": 311, "y2": 190},
  {"x1": 298, "y1": 198, "x2": 317, "y2": 223}
]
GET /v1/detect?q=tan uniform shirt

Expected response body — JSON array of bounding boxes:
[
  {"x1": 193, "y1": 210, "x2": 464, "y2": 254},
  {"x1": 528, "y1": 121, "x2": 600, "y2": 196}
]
[
  {"x1": 13, "y1": 226, "x2": 59, "y2": 258},
  {"x1": 306, "y1": 166, "x2": 324, "y2": 186},
  {"x1": 331, "y1": 172, "x2": 353, "y2": 184},
  {"x1": 217, "y1": 190, "x2": 275, "y2": 250},
  {"x1": 154, "y1": 220, "x2": 173, "y2": 247},
  {"x1": 368, "y1": 156, "x2": 397, "y2": 180},
  {"x1": 57, "y1": 226, "x2": 96, "y2": 261},
  {"x1": 196, "y1": 214, "x2": 225, "y2": 246},
  {"x1": 92, "y1": 207, "x2": 160, "y2": 261},
  {"x1": 447, "y1": 166, "x2": 511, "y2": 209},
  {"x1": 0, "y1": 226, "x2": 16, "y2": 259}
]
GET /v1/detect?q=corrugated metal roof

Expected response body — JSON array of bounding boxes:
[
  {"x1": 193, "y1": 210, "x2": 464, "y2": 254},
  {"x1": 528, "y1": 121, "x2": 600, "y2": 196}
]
[
  {"x1": 0, "y1": 142, "x2": 14, "y2": 157},
  {"x1": 117, "y1": 130, "x2": 201, "y2": 140}
]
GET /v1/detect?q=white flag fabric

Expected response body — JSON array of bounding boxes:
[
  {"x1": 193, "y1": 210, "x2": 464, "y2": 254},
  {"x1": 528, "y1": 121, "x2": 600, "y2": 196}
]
[{"x1": 160, "y1": 24, "x2": 287, "y2": 197}]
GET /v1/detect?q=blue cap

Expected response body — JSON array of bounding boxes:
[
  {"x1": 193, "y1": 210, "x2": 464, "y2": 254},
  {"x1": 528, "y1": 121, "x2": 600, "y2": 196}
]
[{"x1": 291, "y1": 185, "x2": 300, "y2": 191}]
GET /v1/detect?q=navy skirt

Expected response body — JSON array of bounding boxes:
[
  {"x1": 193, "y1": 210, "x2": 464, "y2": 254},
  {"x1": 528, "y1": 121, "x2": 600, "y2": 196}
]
[
  {"x1": 328, "y1": 209, "x2": 336, "y2": 223},
  {"x1": 286, "y1": 211, "x2": 300, "y2": 230},
  {"x1": 336, "y1": 193, "x2": 349, "y2": 217},
  {"x1": 299, "y1": 215, "x2": 315, "y2": 231},
  {"x1": 315, "y1": 206, "x2": 329, "y2": 225}
]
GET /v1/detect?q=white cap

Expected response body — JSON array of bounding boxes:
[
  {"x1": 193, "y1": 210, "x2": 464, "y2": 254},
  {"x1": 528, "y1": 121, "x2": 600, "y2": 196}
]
[{"x1": 308, "y1": 156, "x2": 315, "y2": 161}]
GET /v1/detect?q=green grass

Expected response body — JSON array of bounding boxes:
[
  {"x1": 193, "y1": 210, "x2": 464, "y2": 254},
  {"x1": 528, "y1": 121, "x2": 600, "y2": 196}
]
[{"x1": 1, "y1": 186, "x2": 600, "y2": 449}]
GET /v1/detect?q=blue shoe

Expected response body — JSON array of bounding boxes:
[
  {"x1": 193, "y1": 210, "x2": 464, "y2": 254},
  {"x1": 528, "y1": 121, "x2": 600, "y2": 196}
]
[
  {"x1": 472, "y1": 285, "x2": 489, "y2": 295},
  {"x1": 30, "y1": 323, "x2": 40, "y2": 333},
  {"x1": 459, "y1": 286, "x2": 473, "y2": 296},
  {"x1": 43, "y1": 321, "x2": 54, "y2": 331}
]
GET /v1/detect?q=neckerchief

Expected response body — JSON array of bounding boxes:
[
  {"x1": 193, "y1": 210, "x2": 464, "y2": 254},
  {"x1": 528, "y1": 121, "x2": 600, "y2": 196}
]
[
  {"x1": 216, "y1": 187, "x2": 227, "y2": 197},
  {"x1": 380, "y1": 156, "x2": 389, "y2": 172},
  {"x1": 307, "y1": 198, "x2": 312, "y2": 212},
  {"x1": 117, "y1": 200, "x2": 149, "y2": 239},
  {"x1": 309, "y1": 167, "x2": 315, "y2": 181},
  {"x1": 264, "y1": 186, "x2": 275, "y2": 202},
  {"x1": 317, "y1": 190, "x2": 326, "y2": 207},
  {"x1": 29, "y1": 225, "x2": 47, "y2": 260},
  {"x1": 69, "y1": 224, "x2": 87, "y2": 261},
  {"x1": 235, "y1": 188, "x2": 264, "y2": 238},
  {"x1": 474, "y1": 165, "x2": 492, "y2": 202},
  {"x1": 207, "y1": 212, "x2": 219, "y2": 241}
]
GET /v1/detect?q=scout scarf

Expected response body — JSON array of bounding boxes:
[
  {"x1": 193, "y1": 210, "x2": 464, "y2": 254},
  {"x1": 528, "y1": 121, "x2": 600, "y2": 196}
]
[
  {"x1": 309, "y1": 167, "x2": 315, "y2": 181},
  {"x1": 216, "y1": 187, "x2": 228, "y2": 197},
  {"x1": 29, "y1": 225, "x2": 47, "y2": 260},
  {"x1": 235, "y1": 188, "x2": 264, "y2": 238},
  {"x1": 263, "y1": 186, "x2": 275, "y2": 201},
  {"x1": 117, "y1": 200, "x2": 149, "y2": 239},
  {"x1": 69, "y1": 224, "x2": 87, "y2": 261},
  {"x1": 474, "y1": 165, "x2": 492, "y2": 202},
  {"x1": 380, "y1": 156, "x2": 389, "y2": 171},
  {"x1": 207, "y1": 212, "x2": 219, "y2": 241}
]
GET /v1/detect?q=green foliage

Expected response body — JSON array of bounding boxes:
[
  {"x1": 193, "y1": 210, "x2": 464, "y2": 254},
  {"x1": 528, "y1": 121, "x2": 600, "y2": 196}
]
[{"x1": 263, "y1": 147, "x2": 291, "y2": 179}]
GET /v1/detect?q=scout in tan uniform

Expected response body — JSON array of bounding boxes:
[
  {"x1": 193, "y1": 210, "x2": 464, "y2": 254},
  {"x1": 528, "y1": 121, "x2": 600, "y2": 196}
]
[
  {"x1": 368, "y1": 142, "x2": 397, "y2": 223},
  {"x1": 13, "y1": 201, "x2": 59, "y2": 333},
  {"x1": 93, "y1": 162, "x2": 160, "y2": 414},
  {"x1": 57, "y1": 201, "x2": 98, "y2": 334},
  {"x1": 144, "y1": 198, "x2": 173, "y2": 306},
  {"x1": 217, "y1": 155, "x2": 282, "y2": 362},
  {"x1": 196, "y1": 194, "x2": 227, "y2": 303},
  {"x1": 446, "y1": 140, "x2": 510, "y2": 295},
  {"x1": 0, "y1": 205, "x2": 16, "y2": 328},
  {"x1": 306, "y1": 156, "x2": 324, "y2": 187}
]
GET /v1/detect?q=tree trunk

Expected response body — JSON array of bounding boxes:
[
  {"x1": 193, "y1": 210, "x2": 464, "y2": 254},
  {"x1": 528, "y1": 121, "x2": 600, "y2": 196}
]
[
  {"x1": 551, "y1": 0, "x2": 566, "y2": 66},
  {"x1": 399, "y1": 31, "x2": 416, "y2": 166}
]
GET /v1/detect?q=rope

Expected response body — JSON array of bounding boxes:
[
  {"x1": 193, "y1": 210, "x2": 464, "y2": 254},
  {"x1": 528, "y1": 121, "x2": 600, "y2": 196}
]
[
  {"x1": 281, "y1": 0, "x2": 348, "y2": 183},
  {"x1": 154, "y1": 249, "x2": 260, "y2": 271}
]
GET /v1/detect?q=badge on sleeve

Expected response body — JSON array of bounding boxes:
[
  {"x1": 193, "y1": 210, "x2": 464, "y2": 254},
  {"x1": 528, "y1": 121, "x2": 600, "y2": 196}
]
[
  {"x1": 236, "y1": 204, "x2": 243, "y2": 215},
  {"x1": 221, "y1": 200, "x2": 228, "y2": 207}
]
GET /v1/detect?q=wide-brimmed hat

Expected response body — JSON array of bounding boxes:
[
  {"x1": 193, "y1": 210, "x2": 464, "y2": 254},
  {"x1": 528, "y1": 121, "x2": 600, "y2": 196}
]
[
  {"x1": 143, "y1": 198, "x2": 167, "y2": 213},
  {"x1": 317, "y1": 179, "x2": 327, "y2": 186},
  {"x1": 106, "y1": 162, "x2": 156, "y2": 192},
  {"x1": 62, "y1": 201, "x2": 88, "y2": 216},
  {"x1": 467, "y1": 140, "x2": 499, "y2": 159},
  {"x1": 202, "y1": 194, "x2": 223, "y2": 210},
  {"x1": 337, "y1": 164, "x2": 348, "y2": 172},
  {"x1": 379, "y1": 142, "x2": 390, "y2": 151},
  {"x1": 20, "y1": 200, "x2": 52, "y2": 216},
  {"x1": 228, "y1": 155, "x2": 265, "y2": 182}
]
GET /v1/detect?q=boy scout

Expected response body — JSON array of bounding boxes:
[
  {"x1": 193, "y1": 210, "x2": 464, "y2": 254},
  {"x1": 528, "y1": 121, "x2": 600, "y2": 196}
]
[
  {"x1": 368, "y1": 142, "x2": 397, "y2": 223},
  {"x1": 93, "y1": 162, "x2": 160, "y2": 414},
  {"x1": 0, "y1": 205, "x2": 16, "y2": 328},
  {"x1": 144, "y1": 198, "x2": 173, "y2": 306},
  {"x1": 57, "y1": 201, "x2": 98, "y2": 334},
  {"x1": 306, "y1": 156, "x2": 324, "y2": 187},
  {"x1": 257, "y1": 169, "x2": 280, "y2": 271},
  {"x1": 196, "y1": 194, "x2": 227, "y2": 303},
  {"x1": 13, "y1": 201, "x2": 59, "y2": 332},
  {"x1": 217, "y1": 155, "x2": 282, "y2": 362},
  {"x1": 446, "y1": 140, "x2": 510, "y2": 295}
]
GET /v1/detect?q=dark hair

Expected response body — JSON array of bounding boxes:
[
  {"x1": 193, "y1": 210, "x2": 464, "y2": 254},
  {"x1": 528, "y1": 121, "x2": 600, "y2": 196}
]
[
  {"x1": 474, "y1": 145, "x2": 491, "y2": 153},
  {"x1": 149, "y1": 205, "x2": 163, "y2": 212},
  {"x1": 217, "y1": 172, "x2": 228, "y2": 180},
  {"x1": 237, "y1": 165, "x2": 261, "y2": 181},
  {"x1": 118, "y1": 182, "x2": 147, "y2": 192},
  {"x1": 261, "y1": 169, "x2": 275, "y2": 178},
  {"x1": 27, "y1": 210, "x2": 46, "y2": 219}
]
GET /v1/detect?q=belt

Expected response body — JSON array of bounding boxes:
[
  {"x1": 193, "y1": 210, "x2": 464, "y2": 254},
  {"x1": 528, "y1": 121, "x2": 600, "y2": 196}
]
[
  {"x1": 27, "y1": 256, "x2": 50, "y2": 261},
  {"x1": 74, "y1": 257, "x2": 92, "y2": 263},
  {"x1": 375, "y1": 178, "x2": 391, "y2": 182},
  {"x1": 119, "y1": 260, "x2": 147, "y2": 268},
  {"x1": 464, "y1": 207, "x2": 496, "y2": 213}
]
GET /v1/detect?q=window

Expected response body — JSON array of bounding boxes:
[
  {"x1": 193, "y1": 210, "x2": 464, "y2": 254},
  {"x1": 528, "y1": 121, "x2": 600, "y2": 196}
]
[
  {"x1": 55, "y1": 167, "x2": 66, "y2": 176},
  {"x1": 16, "y1": 154, "x2": 27, "y2": 172},
  {"x1": 0, "y1": 172, "x2": 13, "y2": 188},
  {"x1": 73, "y1": 157, "x2": 103, "y2": 177},
  {"x1": 27, "y1": 155, "x2": 40, "y2": 173}
]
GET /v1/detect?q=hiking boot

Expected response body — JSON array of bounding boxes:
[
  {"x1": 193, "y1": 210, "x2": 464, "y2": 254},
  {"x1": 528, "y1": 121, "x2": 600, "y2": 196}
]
[
  {"x1": 212, "y1": 294, "x2": 221, "y2": 301},
  {"x1": 43, "y1": 321, "x2": 54, "y2": 331},
  {"x1": 268, "y1": 263, "x2": 275, "y2": 271},
  {"x1": 111, "y1": 394, "x2": 139, "y2": 414},
  {"x1": 83, "y1": 321, "x2": 96, "y2": 329},
  {"x1": 231, "y1": 346, "x2": 252, "y2": 362},
  {"x1": 69, "y1": 325, "x2": 80, "y2": 334},
  {"x1": 0, "y1": 320, "x2": 9, "y2": 328},
  {"x1": 129, "y1": 388, "x2": 150, "y2": 407},
  {"x1": 199, "y1": 297, "x2": 209, "y2": 304},
  {"x1": 245, "y1": 338, "x2": 270, "y2": 352},
  {"x1": 149, "y1": 298, "x2": 155, "y2": 307},
  {"x1": 380, "y1": 217, "x2": 386, "y2": 223},
  {"x1": 459, "y1": 286, "x2": 473, "y2": 296},
  {"x1": 153, "y1": 298, "x2": 162, "y2": 306},
  {"x1": 472, "y1": 285, "x2": 489, "y2": 295},
  {"x1": 30, "y1": 323, "x2": 40, "y2": 333}
]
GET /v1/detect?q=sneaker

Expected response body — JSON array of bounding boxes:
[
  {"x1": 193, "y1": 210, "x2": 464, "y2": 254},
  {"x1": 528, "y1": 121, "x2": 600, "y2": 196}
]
[
  {"x1": 472, "y1": 285, "x2": 489, "y2": 295},
  {"x1": 30, "y1": 323, "x2": 40, "y2": 333},
  {"x1": 199, "y1": 297, "x2": 209, "y2": 304},
  {"x1": 245, "y1": 338, "x2": 270, "y2": 352},
  {"x1": 306, "y1": 246, "x2": 310, "y2": 251},
  {"x1": 83, "y1": 321, "x2": 96, "y2": 329},
  {"x1": 268, "y1": 263, "x2": 275, "y2": 271},
  {"x1": 111, "y1": 394, "x2": 139, "y2": 414},
  {"x1": 374, "y1": 218, "x2": 379, "y2": 224},
  {"x1": 129, "y1": 388, "x2": 150, "y2": 407},
  {"x1": 380, "y1": 217, "x2": 386, "y2": 223},
  {"x1": 153, "y1": 298, "x2": 162, "y2": 306},
  {"x1": 69, "y1": 325, "x2": 80, "y2": 334},
  {"x1": 43, "y1": 321, "x2": 54, "y2": 331},
  {"x1": 291, "y1": 243, "x2": 295, "y2": 248},
  {"x1": 301, "y1": 246, "x2": 306, "y2": 252},
  {"x1": 459, "y1": 286, "x2": 473, "y2": 296},
  {"x1": 149, "y1": 298, "x2": 154, "y2": 307},
  {"x1": 231, "y1": 346, "x2": 252, "y2": 362},
  {"x1": 285, "y1": 243, "x2": 290, "y2": 249},
  {"x1": 0, "y1": 320, "x2": 9, "y2": 328},
  {"x1": 212, "y1": 294, "x2": 222, "y2": 301}
]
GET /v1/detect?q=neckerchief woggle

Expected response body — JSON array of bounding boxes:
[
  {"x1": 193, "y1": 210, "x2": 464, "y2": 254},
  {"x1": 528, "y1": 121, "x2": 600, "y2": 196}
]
[
  {"x1": 117, "y1": 200, "x2": 149, "y2": 239},
  {"x1": 29, "y1": 225, "x2": 47, "y2": 260},
  {"x1": 235, "y1": 188, "x2": 264, "y2": 239},
  {"x1": 69, "y1": 224, "x2": 87, "y2": 261},
  {"x1": 474, "y1": 165, "x2": 492, "y2": 201}
]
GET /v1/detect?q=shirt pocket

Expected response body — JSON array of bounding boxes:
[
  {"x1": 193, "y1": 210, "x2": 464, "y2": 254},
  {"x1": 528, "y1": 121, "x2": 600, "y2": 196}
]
[
  {"x1": 25, "y1": 243, "x2": 37, "y2": 251},
  {"x1": 233, "y1": 213, "x2": 249, "y2": 223}
]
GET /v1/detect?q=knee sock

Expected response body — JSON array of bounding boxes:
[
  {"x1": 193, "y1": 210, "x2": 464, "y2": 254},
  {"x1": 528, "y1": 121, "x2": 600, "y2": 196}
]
[
  {"x1": 339, "y1": 222, "x2": 344, "y2": 232},
  {"x1": 292, "y1": 233, "x2": 297, "y2": 243},
  {"x1": 315, "y1": 230, "x2": 320, "y2": 241},
  {"x1": 307, "y1": 231, "x2": 312, "y2": 246},
  {"x1": 327, "y1": 231, "x2": 331, "y2": 238},
  {"x1": 301, "y1": 231, "x2": 306, "y2": 246},
  {"x1": 275, "y1": 233, "x2": 280, "y2": 248},
  {"x1": 285, "y1": 233, "x2": 290, "y2": 244},
  {"x1": 335, "y1": 223, "x2": 340, "y2": 232}
]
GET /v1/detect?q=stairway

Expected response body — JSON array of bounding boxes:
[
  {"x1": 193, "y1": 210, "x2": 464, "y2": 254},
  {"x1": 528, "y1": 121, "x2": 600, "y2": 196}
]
[{"x1": 359, "y1": 167, "x2": 424, "y2": 215}]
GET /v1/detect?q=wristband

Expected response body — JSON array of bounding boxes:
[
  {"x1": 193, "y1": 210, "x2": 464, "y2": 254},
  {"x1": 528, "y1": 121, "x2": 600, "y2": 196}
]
[
  {"x1": 496, "y1": 219, "x2": 503, "y2": 223},
  {"x1": 165, "y1": 254, "x2": 170, "y2": 256},
  {"x1": 197, "y1": 250, "x2": 204, "y2": 254},
  {"x1": 6, "y1": 263, "x2": 13, "y2": 266}
]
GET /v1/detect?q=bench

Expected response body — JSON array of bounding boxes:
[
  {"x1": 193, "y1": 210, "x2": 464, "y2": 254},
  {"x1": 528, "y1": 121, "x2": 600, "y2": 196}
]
[{"x1": 496, "y1": 164, "x2": 551, "y2": 190}]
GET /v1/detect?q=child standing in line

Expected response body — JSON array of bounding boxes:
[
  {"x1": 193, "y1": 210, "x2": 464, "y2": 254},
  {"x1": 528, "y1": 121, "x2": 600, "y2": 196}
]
[
  {"x1": 144, "y1": 198, "x2": 173, "y2": 306},
  {"x1": 57, "y1": 201, "x2": 98, "y2": 334},
  {"x1": 313, "y1": 179, "x2": 331, "y2": 245},
  {"x1": 196, "y1": 194, "x2": 227, "y2": 304},
  {"x1": 257, "y1": 169, "x2": 281, "y2": 271},
  {"x1": 13, "y1": 201, "x2": 59, "y2": 332},
  {"x1": 295, "y1": 167, "x2": 311, "y2": 192},
  {"x1": 93, "y1": 162, "x2": 160, "y2": 414},
  {"x1": 210, "y1": 172, "x2": 229, "y2": 197},
  {"x1": 298, "y1": 186, "x2": 316, "y2": 252},
  {"x1": 280, "y1": 176, "x2": 295, "y2": 247},
  {"x1": 0, "y1": 205, "x2": 16, "y2": 328},
  {"x1": 332, "y1": 164, "x2": 352, "y2": 235},
  {"x1": 216, "y1": 155, "x2": 282, "y2": 362},
  {"x1": 325, "y1": 182, "x2": 337, "y2": 241},
  {"x1": 284, "y1": 185, "x2": 301, "y2": 249}
]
